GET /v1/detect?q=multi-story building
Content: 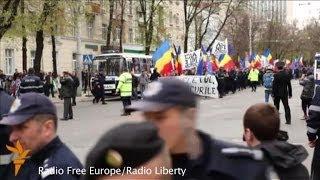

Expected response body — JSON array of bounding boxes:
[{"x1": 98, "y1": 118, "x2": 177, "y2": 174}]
[
  {"x1": 249, "y1": 0, "x2": 288, "y2": 22},
  {"x1": 0, "y1": 0, "x2": 184, "y2": 75}
]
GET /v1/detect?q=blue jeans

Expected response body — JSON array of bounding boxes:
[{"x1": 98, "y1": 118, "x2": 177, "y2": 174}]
[{"x1": 265, "y1": 90, "x2": 272, "y2": 103}]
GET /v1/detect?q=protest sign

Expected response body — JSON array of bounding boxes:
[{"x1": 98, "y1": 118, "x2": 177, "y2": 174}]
[{"x1": 177, "y1": 75, "x2": 219, "y2": 98}]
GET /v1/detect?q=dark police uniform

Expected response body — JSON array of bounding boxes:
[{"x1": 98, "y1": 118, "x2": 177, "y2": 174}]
[
  {"x1": 128, "y1": 79, "x2": 273, "y2": 180},
  {"x1": 307, "y1": 85, "x2": 320, "y2": 180},
  {"x1": 0, "y1": 88, "x2": 14, "y2": 177},
  {"x1": 172, "y1": 131, "x2": 271, "y2": 180},
  {"x1": 2, "y1": 137, "x2": 83, "y2": 180},
  {"x1": 20, "y1": 74, "x2": 44, "y2": 94},
  {"x1": 0, "y1": 93, "x2": 83, "y2": 179}
]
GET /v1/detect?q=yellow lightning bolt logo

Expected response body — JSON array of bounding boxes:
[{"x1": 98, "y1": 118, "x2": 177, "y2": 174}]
[{"x1": 6, "y1": 140, "x2": 30, "y2": 176}]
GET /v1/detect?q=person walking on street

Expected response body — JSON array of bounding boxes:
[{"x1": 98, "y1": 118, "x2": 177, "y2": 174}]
[
  {"x1": 243, "y1": 103, "x2": 309, "y2": 180},
  {"x1": 98, "y1": 72, "x2": 106, "y2": 104},
  {"x1": 131, "y1": 71, "x2": 139, "y2": 100},
  {"x1": 19, "y1": 68, "x2": 44, "y2": 94},
  {"x1": 60, "y1": 71, "x2": 74, "y2": 120},
  {"x1": 248, "y1": 67, "x2": 259, "y2": 92},
  {"x1": 299, "y1": 70, "x2": 315, "y2": 120},
  {"x1": 116, "y1": 69, "x2": 132, "y2": 116},
  {"x1": 150, "y1": 68, "x2": 161, "y2": 81},
  {"x1": 127, "y1": 78, "x2": 272, "y2": 180},
  {"x1": 0, "y1": 93, "x2": 83, "y2": 179},
  {"x1": 272, "y1": 62, "x2": 292, "y2": 124},
  {"x1": 71, "y1": 72, "x2": 80, "y2": 106},
  {"x1": 139, "y1": 70, "x2": 149, "y2": 95},
  {"x1": 263, "y1": 67, "x2": 274, "y2": 103}
]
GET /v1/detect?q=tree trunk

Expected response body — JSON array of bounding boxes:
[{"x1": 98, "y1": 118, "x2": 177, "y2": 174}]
[
  {"x1": 22, "y1": 37, "x2": 27, "y2": 71},
  {"x1": 106, "y1": 0, "x2": 114, "y2": 49},
  {"x1": 51, "y1": 35, "x2": 57, "y2": 75},
  {"x1": 119, "y1": 0, "x2": 126, "y2": 52},
  {"x1": 33, "y1": 0, "x2": 58, "y2": 74},
  {"x1": 21, "y1": 0, "x2": 27, "y2": 71},
  {"x1": 183, "y1": 0, "x2": 188, "y2": 53},
  {"x1": 34, "y1": 30, "x2": 44, "y2": 74}
]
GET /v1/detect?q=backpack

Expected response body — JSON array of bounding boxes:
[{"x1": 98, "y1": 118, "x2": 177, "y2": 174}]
[{"x1": 263, "y1": 73, "x2": 273, "y2": 89}]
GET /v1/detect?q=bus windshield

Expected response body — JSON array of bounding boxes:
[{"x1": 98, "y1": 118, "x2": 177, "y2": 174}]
[{"x1": 96, "y1": 56, "x2": 123, "y2": 76}]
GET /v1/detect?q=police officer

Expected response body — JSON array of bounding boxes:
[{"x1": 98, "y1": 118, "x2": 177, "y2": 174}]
[
  {"x1": 0, "y1": 83, "x2": 14, "y2": 178},
  {"x1": 0, "y1": 93, "x2": 83, "y2": 179},
  {"x1": 84, "y1": 122, "x2": 171, "y2": 180},
  {"x1": 97, "y1": 72, "x2": 106, "y2": 105},
  {"x1": 116, "y1": 68, "x2": 132, "y2": 116},
  {"x1": 19, "y1": 68, "x2": 44, "y2": 94},
  {"x1": 307, "y1": 84, "x2": 320, "y2": 180},
  {"x1": 60, "y1": 71, "x2": 74, "y2": 120},
  {"x1": 128, "y1": 78, "x2": 271, "y2": 180}
]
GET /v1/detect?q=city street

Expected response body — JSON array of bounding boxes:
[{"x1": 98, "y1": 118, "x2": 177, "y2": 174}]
[{"x1": 55, "y1": 80, "x2": 313, "y2": 170}]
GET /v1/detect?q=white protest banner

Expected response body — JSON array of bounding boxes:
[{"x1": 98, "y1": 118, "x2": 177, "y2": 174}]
[
  {"x1": 177, "y1": 75, "x2": 219, "y2": 98},
  {"x1": 180, "y1": 49, "x2": 201, "y2": 70},
  {"x1": 211, "y1": 40, "x2": 227, "y2": 58}
]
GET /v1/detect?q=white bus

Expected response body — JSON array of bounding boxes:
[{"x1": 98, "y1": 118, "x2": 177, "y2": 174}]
[{"x1": 92, "y1": 53, "x2": 153, "y2": 95}]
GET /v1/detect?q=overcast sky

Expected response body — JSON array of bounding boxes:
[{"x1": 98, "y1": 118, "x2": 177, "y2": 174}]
[{"x1": 292, "y1": 1, "x2": 320, "y2": 27}]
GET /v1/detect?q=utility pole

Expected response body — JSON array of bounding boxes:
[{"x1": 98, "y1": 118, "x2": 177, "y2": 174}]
[
  {"x1": 249, "y1": 12, "x2": 252, "y2": 56},
  {"x1": 75, "y1": 2, "x2": 83, "y2": 96}
]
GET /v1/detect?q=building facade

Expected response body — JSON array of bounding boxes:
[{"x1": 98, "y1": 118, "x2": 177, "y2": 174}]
[
  {"x1": 249, "y1": 0, "x2": 288, "y2": 22},
  {"x1": 0, "y1": 0, "x2": 185, "y2": 75}
]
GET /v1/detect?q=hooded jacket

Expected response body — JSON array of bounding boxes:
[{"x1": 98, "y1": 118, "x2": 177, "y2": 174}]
[
  {"x1": 300, "y1": 74, "x2": 315, "y2": 99},
  {"x1": 257, "y1": 141, "x2": 309, "y2": 180}
]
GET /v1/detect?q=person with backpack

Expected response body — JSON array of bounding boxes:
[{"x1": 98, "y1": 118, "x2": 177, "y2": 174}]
[{"x1": 263, "y1": 68, "x2": 274, "y2": 103}]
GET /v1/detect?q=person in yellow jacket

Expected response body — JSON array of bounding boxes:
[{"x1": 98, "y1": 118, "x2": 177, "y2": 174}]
[
  {"x1": 116, "y1": 69, "x2": 133, "y2": 116},
  {"x1": 248, "y1": 68, "x2": 259, "y2": 92}
]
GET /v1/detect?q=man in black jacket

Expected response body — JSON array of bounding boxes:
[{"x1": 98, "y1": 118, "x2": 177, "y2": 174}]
[
  {"x1": 243, "y1": 103, "x2": 309, "y2": 180},
  {"x1": 0, "y1": 85, "x2": 14, "y2": 178},
  {"x1": 60, "y1": 71, "x2": 74, "y2": 120},
  {"x1": 71, "y1": 72, "x2": 80, "y2": 106},
  {"x1": 19, "y1": 68, "x2": 44, "y2": 94},
  {"x1": 128, "y1": 78, "x2": 272, "y2": 180},
  {"x1": 272, "y1": 62, "x2": 292, "y2": 124},
  {"x1": 307, "y1": 85, "x2": 320, "y2": 180}
]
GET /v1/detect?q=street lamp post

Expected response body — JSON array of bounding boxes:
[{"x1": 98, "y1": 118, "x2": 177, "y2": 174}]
[
  {"x1": 249, "y1": 15, "x2": 252, "y2": 56},
  {"x1": 75, "y1": 3, "x2": 83, "y2": 96}
]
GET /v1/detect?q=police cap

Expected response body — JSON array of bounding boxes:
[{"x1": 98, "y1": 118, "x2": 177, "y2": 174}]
[{"x1": 84, "y1": 122, "x2": 164, "y2": 178}]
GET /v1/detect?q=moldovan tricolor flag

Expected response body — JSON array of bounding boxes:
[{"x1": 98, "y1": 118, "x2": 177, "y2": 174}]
[{"x1": 152, "y1": 40, "x2": 174, "y2": 76}]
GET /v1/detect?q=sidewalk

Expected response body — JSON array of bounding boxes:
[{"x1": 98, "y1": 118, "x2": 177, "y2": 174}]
[{"x1": 50, "y1": 94, "x2": 93, "y2": 104}]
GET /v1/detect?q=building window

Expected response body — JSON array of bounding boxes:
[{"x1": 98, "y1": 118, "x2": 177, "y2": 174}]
[
  {"x1": 30, "y1": 50, "x2": 35, "y2": 68},
  {"x1": 113, "y1": 27, "x2": 121, "y2": 42},
  {"x1": 87, "y1": 16, "x2": 95, "y2": 38},
  {"x1": 72, "y1": 25, "x2": 76, "y2": 37},
  {"x1": 102, "y1": 23, "x2": 107, "y2": 39},
  {"x1": 129, "y1": 28, "x2": 133, "y2": 43},
  {"x1": 5, "y1": 49, "x2": 14, "y2": 75}
]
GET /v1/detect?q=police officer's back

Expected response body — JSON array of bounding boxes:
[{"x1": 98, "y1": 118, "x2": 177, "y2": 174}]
[
  {"x1": 19, "y1": 68, "x2": 44, "y2": 94},
  {"x1": 0, "y1": 85, "x2": 14, "y2": 178},
  {"x1": 0, "y1": 93, "x2": 83, "y2": 179}
]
